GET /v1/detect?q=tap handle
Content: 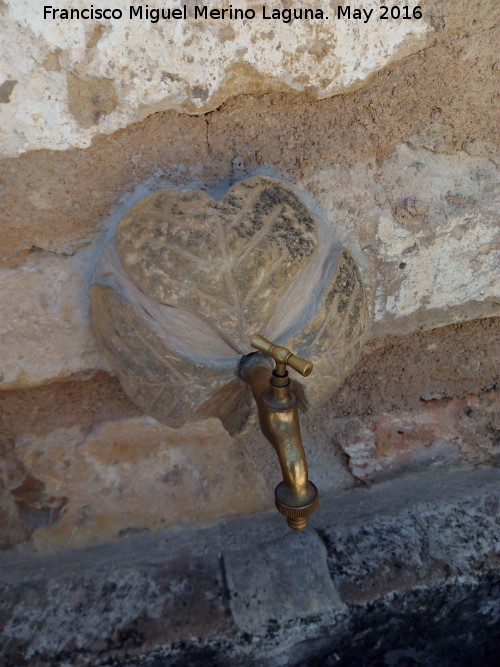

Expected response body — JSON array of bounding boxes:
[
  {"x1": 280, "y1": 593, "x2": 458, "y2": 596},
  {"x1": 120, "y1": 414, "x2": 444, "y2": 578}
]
[{"x1": 250, "y1": 334, "x2": 313, "y2": 377}]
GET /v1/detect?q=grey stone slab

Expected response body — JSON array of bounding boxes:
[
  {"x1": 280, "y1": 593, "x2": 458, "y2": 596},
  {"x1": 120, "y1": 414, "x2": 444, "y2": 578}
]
[
  {"x1": 0, "y1": 554, "x2": 230, "y2": 666},
  {"x1": 223, "y1": 530, "x2": 345, "y2": 635},
  {"x1": 412, "y1": 493, "x2": 500, "y2": 575},
  {"x1": 316, "y1": 470, "x2": 500, "y2": 604}
]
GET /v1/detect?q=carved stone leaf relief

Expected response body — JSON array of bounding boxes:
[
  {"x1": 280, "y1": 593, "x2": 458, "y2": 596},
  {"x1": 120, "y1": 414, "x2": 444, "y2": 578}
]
[
  {"x1": 90, "y1": 176, "x2": 368, "y2": 431},
  {"x1": 116, "y1": 178, "x2": 318, "y2": 352}
]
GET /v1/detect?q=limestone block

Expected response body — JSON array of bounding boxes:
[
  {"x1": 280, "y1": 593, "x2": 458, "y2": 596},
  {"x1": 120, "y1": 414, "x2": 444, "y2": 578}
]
[
  {"x1": 372, "y1": 145, "x2": 500, "y2": 334},
  {"x1": 303, "y1": 145, "x2": 500, "y2": 336},
  {"x1": 90, "y1": 176, "x2": 368, "y2": 429},
  {"x1": 0, "y1": 1, "x2": 431, "y2": 156},
  {"x1": 14, "y1": 416, "x2": 269, "y2": 550},
  {"x1": 0, "y1": 250, "x2": 108, "y2": 389}
]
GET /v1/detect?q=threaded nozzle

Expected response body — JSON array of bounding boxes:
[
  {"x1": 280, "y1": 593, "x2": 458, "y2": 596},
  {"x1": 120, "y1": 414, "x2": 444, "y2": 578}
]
[
  {"x1": 275, "y1": 481, "x2": 319, "y2": 531},
  {"x1": 287, "y1": 516, "x2": 309, "y2": 531}
]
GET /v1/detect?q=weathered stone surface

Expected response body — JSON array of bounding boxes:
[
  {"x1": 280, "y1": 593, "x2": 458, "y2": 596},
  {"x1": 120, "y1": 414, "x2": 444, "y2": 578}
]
[
  {"x1": 334, "y1": 391, "x2": 500, "y2": 482},
  {"x1": 284, "y1": 249, "x2": 367, "y2": 407},
  {"x1": 91, "y1": 176, "x2": 368, "y2": 428},
  {"x1": 66, "y1": 73, "x2": 118, "y2": 128},
  {"x1": 224, "y1": 531, "x2": 344, "y2": 635},
  {"x1": 2, "y1": 0, "x2": 498, "y2": 278},
  {"x1": 0, "y1": 552, "x2": 230, "y2": 665},
  {"x1": 0, "y1": 249, "x2": 109, "y2": 389},
  {"x1": 0, "y1": 1, "x2": 496, "y2": 381},
  {"x1": 0, "y1": 0, "x2": 432, "y2": 157},
  {"x1": 0, "y1": 437, "x2": 29, "y2": 550},
  {"x1": 1, "y1": 317, "x2": 497, "y2": 551},
  {"x1": 371, "y1": 145, "x2": 499, "y2": 334},
  {"x1": 90, "y1": 280, "x2": 245, "y2": 432},
  {"x1": 302, "y1": 144, "x2": 499, "y2": 336},
  {"x1": 0, "y1": 371, "x2": 141, "y2": 440},
  {"x1": 293, "y1": 316, "x2": 500, "y2": 483},
  {"x1": 0, "y1": 0, "x2": 498, "y2": 582},
  {"x1": 1, "y1": 138, "x2": 496, "y2": 392},
  {"x1": 318, "y1": 471, "x2": 500, "y2": 603},
  {"x1": 12, "y1": 416, "x2": 268, "y2": 550},
  {"x1": 115, "y1": 178, "x2": 318, "y2": 352},
  {"x1": 0, "y1": 467, "x2": 498, "y2": 666},
  {"x1": 330, "y1": 317, "x2": 500, "y2": 418},
  {"x1": 0, "y1": 111, "x2": 212, "y2": 270},
  {"x1": 2, "y1": 0, "x2": 497, "y2": 269}
]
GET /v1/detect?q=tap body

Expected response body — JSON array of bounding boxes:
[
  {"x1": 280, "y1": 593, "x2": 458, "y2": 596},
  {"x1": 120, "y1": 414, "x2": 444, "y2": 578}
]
[{"x1": 239, "y1": 352, "x2": 318, "y2": 530}]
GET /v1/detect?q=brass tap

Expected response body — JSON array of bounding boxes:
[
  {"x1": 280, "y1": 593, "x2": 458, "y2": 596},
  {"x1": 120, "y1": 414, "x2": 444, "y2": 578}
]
[{"x1": 239, "y1": 334, "x2": 318, "y2": 530}]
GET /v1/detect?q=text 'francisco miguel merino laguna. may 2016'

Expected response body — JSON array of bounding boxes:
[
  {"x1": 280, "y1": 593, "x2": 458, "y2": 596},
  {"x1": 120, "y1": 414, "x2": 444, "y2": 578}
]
[{"x1": 43, "y1": 5, "x2": 424, "y2": 24}]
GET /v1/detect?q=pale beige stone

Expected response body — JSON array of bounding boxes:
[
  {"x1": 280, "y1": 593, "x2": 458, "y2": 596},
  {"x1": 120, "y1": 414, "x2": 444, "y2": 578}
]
[
  {"x1": 372, "y1": 145, "x2": 500, "y2": 333},
  {"x1": 0, "y1": 249, "x2": 109, "y2": 389},
  {"x1": 303, "y1": 145, "x2": 500, "y2": 336},
  {"x1": 0, "y1": 0, "x2": 432, "y2": 157},
  {"x1": 14, "y1": 416, "x2": 269, "y2": 550}
]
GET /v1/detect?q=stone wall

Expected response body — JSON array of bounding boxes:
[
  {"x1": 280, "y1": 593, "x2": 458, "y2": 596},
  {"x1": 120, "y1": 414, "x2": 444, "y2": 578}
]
[
  {"x1": 1, "y1": 2, "x2": 499, "y2": 664},
  {"x1": 1, "y1": 0, "x2": 498, "y2": 558}
]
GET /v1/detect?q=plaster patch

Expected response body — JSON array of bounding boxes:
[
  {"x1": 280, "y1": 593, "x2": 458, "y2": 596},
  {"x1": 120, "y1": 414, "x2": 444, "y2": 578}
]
[
  {"x1": 67, "y1": 73, "x2": 118, "y2": 127},
  {"x1": 0, "y1": 79, "x2": 16, "y2": 103}
]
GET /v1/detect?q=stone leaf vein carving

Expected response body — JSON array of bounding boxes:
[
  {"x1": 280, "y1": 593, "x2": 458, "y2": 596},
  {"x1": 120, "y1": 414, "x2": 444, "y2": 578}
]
[{"x1": 90, "y1": 177, "x2": 368, "y2": 429}]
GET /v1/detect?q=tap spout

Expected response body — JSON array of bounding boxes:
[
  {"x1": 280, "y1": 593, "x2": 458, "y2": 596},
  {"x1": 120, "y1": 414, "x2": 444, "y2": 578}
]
[{"x1": 239, "y1": 352, "x2": 318, "y2": 530}]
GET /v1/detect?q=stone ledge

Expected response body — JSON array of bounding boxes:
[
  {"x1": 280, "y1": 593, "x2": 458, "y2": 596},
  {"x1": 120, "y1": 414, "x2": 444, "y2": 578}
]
[{"x1": 0, "y1": 466, "x2": 498, "y2": 666}]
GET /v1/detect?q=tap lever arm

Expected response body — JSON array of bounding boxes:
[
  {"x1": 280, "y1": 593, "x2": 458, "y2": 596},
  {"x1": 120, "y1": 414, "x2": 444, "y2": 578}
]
[{"x1": 250, "y1": 334, "x2": 313, "y2": 377}]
